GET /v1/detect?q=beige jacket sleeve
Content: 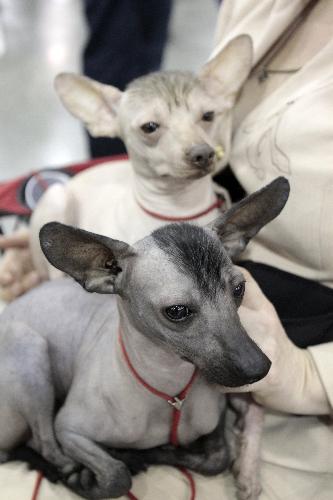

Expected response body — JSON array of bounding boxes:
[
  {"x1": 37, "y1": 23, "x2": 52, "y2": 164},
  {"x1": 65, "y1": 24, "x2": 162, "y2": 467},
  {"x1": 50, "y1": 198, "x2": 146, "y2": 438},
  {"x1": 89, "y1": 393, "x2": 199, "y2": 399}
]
[
  {"x1": 213, "y1": 0, "x2": 308, "y2": 63},
  {"x1": 308, "y1": 342, "x2": 333, "y2": 412}
]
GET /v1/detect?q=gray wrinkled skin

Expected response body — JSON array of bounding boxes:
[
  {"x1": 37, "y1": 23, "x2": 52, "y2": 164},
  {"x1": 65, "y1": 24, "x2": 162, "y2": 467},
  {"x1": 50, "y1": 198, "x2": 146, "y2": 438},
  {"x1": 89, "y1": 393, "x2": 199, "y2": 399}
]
[{"x1": 0, "y1": 178, "x2": 289, "y2": 499}]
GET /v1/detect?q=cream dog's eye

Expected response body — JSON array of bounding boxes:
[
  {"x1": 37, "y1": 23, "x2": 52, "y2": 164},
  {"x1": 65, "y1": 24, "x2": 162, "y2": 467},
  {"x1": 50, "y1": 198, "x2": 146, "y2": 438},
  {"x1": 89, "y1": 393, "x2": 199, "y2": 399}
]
[
  {"x1": 141, "y1": 122, "x2": 160, "y2": 134},
  {"x1": 202, "y1": 111, "x2": 215, "y2": 122}
]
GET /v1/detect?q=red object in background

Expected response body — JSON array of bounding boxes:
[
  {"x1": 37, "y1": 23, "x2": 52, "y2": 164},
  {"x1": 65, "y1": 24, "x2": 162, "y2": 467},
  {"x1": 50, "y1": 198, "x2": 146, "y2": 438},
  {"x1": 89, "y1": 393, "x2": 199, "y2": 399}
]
[{"x1": 0, "y1": 155, "x2": 128, "y2": 217}]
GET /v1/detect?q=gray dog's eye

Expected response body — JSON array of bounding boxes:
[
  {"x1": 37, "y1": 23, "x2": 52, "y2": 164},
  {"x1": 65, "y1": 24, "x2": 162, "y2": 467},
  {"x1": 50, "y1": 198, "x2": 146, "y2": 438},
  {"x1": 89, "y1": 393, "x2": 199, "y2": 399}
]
[
  {"x1": 141, "y1": 122, "x2": 160, "y2": 134},
  {"x1": 233, "y1": 281, "x2": 245, "y2": 300},
  {"x1": 165, "y1": 305, "x2": 192, "y2": 322},
  {"x1": 202, "y1": 111, "x2": 215, "y2": 122}
]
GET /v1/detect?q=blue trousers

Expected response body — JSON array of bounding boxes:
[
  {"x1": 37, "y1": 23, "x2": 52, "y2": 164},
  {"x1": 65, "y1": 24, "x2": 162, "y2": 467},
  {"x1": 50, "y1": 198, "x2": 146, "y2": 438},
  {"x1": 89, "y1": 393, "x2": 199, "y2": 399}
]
[{"x1": 83, "y1": 0, "x2": 172, "y2": 157}]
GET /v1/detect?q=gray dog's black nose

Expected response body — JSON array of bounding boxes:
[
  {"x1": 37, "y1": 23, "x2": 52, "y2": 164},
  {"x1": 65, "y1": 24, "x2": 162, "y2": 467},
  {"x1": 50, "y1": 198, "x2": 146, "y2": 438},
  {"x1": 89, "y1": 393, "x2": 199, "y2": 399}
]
[
  {"x1": 218, "y1": 348, "x2": 271, "y2": 388},
  {"x1": 241, "y1": 355, "x2": 271, "y2": 385},
  {"x1": 186, "y1": 144, "x2": 215, "y2": 169}
]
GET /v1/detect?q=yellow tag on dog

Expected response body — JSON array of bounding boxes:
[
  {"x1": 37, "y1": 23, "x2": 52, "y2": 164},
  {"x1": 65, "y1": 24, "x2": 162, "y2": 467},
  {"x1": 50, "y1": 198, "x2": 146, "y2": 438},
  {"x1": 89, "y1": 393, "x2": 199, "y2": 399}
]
[{"x1": 215, "y1": 145, "x2": 225, "y2": 160}]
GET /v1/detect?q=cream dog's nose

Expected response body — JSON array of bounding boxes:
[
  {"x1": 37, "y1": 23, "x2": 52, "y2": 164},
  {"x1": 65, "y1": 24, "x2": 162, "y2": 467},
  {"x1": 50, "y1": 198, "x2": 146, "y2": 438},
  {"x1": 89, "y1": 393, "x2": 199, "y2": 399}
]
[{"x1": 186, "y1": 144, "x2": 215, "y2": 169}]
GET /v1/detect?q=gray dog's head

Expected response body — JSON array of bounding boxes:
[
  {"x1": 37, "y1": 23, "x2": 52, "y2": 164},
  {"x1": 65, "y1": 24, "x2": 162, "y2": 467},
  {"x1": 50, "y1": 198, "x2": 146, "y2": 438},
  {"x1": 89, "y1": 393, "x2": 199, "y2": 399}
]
[
  {"x1": 54, "y1": 35, "x2": 252, "y2": 180},
  {"x1": 40, "y1": 177, "x2": 289, "y2": 388}
]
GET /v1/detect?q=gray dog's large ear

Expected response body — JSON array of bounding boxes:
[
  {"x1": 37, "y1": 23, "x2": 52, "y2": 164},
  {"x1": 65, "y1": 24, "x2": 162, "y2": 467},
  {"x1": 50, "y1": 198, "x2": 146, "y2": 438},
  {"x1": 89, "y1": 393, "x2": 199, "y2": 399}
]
[
  {"x1": 209, "y1": 177, "x2": 290, "y2": 259},
  {"x1": 199, "y1": 35, "x2": 253, "y2": 107},
  {"x1": 54, "y1": 73, "x2": 122, "y2": 137},
  {"x1": 39, "y1": 222, "x2": 135, "y2": 293}
]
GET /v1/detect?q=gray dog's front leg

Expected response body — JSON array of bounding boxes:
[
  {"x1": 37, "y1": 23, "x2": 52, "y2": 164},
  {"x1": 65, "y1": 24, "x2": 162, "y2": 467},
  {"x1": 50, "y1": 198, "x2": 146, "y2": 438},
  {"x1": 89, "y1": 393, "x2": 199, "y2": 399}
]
[
  {"x1": 56, "y1": 429, "x2": 132, "y2": 499},
  {"x1": 229, "y1": 394, "x2": 264, "y2": 500},
  {"x1": 0, "y1": 322, "x2": 72, "y2": 470},
  {"x1": 109, "y1": 413, "x2": 229, "y2": 477}
]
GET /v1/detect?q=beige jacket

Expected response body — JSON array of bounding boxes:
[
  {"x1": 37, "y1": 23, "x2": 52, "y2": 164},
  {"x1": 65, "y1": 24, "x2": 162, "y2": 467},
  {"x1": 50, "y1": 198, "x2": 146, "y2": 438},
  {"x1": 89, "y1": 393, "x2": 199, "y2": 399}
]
[
  {"x1": 214, "y1": 0, "x2": 333, "y2": 288},
  {"x1": 214, "y1": 0, "x2": 333, "y2": 499},
  {"x1": 0, "y1": 2, "x2": 332, "y2": 499}
]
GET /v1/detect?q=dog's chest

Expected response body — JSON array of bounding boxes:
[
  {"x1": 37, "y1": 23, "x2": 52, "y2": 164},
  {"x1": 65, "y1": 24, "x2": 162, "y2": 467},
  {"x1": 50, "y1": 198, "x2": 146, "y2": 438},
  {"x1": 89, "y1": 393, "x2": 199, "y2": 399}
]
[
  {"x1": 174, "y1": 379, "x2": 224, "y2": 445},
  {"x1": 73, "y1": 182, "x2": 166, "y2": 245},
  {"x1": 94, "y1": 377, "x2": 224, "y2": 449},
  {"x1": 69, "y1": 163, "x2": 223, "y2": 244}
]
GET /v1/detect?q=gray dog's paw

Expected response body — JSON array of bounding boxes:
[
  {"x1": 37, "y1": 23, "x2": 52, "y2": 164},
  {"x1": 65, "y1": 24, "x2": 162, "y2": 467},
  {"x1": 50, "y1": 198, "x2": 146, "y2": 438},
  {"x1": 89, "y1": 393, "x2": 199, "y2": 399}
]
[
  {"x1": 63, "y1": 461, "x2": 132, "y2": 499},
  {"x1": 66, "y1": 467, "x2": 94, "y2": 490},
  {"x1": 106, "y1": 447, "x2": 148, "y2": 476}
]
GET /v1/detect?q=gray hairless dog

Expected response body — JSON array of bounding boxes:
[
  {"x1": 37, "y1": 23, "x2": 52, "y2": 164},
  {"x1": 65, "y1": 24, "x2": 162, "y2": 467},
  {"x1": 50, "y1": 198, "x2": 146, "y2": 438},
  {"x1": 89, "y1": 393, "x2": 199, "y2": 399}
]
[{"x1": 0, "y1": 177, "x2": 289, "y2": 500}]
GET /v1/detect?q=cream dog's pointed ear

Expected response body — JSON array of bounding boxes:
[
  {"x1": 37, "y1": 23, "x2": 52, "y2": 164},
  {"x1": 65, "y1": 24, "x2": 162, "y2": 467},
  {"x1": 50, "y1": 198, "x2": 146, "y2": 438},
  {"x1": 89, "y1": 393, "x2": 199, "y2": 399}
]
[
  {"x1": 54, "y1": 73, "x2": 122, "y2": 137},
  {"x1": 199, "y1": 35, "x2": 253, "y2": 107}
]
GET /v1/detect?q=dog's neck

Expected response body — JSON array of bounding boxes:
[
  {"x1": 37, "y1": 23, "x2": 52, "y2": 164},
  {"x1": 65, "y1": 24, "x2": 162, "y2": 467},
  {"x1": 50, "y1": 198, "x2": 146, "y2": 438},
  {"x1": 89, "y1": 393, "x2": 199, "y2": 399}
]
[
  {"x1": 131, "y1": 169, "x2": 216, "y2": 219},
  {"x1": 117, "y1": 306, "x2": 196, "y2": 396}
]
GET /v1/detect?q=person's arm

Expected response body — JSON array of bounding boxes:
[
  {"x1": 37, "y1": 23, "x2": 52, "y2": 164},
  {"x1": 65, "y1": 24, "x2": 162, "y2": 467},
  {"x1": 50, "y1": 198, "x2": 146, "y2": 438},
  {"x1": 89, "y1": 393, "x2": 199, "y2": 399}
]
[
  {"x1": 308, "y1": 342, "x2": 333, "y2": 412},
  {"x1": 236, "y1": 267, "x2": 331, "y2": 415}
]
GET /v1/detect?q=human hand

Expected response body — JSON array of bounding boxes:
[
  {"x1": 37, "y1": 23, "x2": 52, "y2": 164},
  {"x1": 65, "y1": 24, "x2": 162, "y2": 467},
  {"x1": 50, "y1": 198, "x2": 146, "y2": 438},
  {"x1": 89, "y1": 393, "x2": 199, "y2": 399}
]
[
  {"x1": 234, "y1": 267, "x2": 330, "y2": 415},
  {"x1": 0, "y1": 228, "x2": 41, "y2": 301},
  {"x1": 0, "y1": 228, "x2": 30, "y2": 250}
]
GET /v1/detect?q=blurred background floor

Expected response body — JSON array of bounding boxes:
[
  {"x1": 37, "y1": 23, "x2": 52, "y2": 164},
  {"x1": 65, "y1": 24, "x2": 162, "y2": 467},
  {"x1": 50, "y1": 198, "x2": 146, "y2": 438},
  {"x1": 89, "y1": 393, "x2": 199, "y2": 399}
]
[{"x1": 0, "y1": 0, "x2": 218, "y2": 181}]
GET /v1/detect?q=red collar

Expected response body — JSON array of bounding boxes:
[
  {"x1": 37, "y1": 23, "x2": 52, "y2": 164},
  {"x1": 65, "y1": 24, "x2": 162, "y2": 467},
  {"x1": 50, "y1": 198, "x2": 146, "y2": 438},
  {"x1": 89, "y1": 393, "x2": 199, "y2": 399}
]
[
  {"x1": 119, "y1": 330, "x2": 197, "y2": 500},
  {"x1": 136, "y1": 196, "x2": 224, "y2": 222},
  {"x1": 118, "y1": 331, "x2": 197, "y2": 445}
]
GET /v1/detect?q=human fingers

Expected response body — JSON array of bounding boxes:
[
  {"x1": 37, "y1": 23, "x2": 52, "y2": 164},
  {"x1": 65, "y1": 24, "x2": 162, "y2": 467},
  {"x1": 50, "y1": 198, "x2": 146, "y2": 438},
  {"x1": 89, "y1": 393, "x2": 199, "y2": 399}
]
[
  {"x1": 0, "y1": 231, "x2": 29, "y2": 249},
  {"x1": 235, "y1": 266, "x2": 271, "y2": 311}
]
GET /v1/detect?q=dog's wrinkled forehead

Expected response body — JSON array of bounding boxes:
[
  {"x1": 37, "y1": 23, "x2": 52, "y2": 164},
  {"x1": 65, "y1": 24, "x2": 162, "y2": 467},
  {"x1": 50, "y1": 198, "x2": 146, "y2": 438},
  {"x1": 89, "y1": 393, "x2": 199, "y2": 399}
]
[
  {"x1": 152, "y1": 224, "x2": 230, "y2": 299},
  {"x1": 125, "y1": 71, "x2": 200, "y2": 109}
]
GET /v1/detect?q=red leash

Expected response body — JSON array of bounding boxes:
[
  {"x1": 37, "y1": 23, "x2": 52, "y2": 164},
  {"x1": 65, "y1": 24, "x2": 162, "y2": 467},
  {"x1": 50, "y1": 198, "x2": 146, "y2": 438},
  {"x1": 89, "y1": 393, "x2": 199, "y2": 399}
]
[
  {"x1": 127, "y1": 491, "x2": 139, "y2": 500},
  {"x1": 136, "y1": 196, "x2": 224, "y2": 222},
  {"x1": 31, "y1": 333, "x2": 197, "y2": 500},
  {"x1": 31, "y1": 471, "x2": 43, "y2": 500},
  {"x1": 178, "y1": 467, "x2": 196, "y2": 500},
  {"x1": 118, "y1": 332, "x2": 197, "y2": 500}
]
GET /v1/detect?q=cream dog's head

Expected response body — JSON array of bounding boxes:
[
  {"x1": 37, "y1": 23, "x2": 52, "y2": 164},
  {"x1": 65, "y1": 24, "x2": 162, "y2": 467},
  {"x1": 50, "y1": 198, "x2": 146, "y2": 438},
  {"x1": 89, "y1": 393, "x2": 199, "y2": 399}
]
[{"x1": 55, "y1": 35, "x2": 252, "y2": 181}]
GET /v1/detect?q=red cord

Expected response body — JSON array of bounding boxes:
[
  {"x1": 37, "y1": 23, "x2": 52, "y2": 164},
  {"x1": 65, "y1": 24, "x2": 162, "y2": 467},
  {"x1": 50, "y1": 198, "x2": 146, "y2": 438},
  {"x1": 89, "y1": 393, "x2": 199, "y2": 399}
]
[
  {"x1": 31, "y1": 471, "x2": 43, "y2": 500},
  {"x1": 127, "y1": 491, "x2": 139, "y2": 500},
  {"x1": 119, "y1": 330, "x2": 197, "y2": 500},
  {"x1": 118, "y1": 334, "x2": 197, "y2": 405},
  {"x1": 178, "y1": 467, "x2": 196, "y2": 500},
  {"x1": 136, "y1": 197, "x2": 224, "y2": 222},
  {"x1": 170, "y1": 408, "x2": 182, "y2": 446}
]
